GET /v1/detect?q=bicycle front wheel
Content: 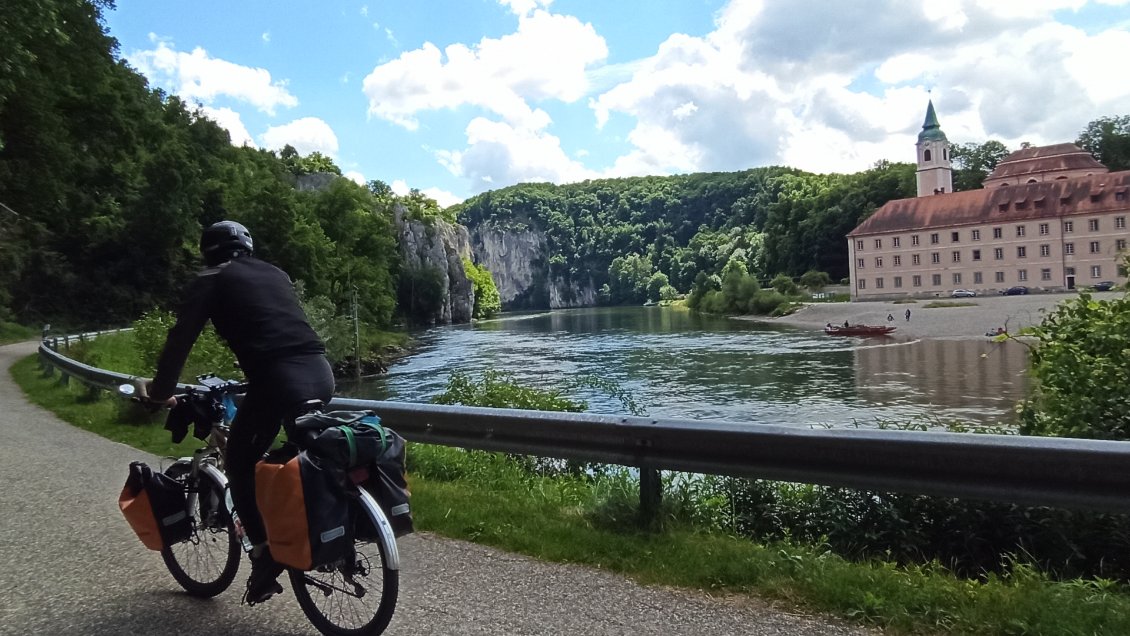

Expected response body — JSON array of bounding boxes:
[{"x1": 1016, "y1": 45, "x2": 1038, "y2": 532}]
[
  {"x1": 160, "y1": 463, "x2": 241, "y2": 597},
  {"x1": 290, "y1": 494, "x2": 399, "y2": 636}
]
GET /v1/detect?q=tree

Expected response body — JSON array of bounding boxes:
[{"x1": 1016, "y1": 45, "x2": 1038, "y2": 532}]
[
  {"x1": 950, "y1": 141, "x2": 1010, "y2": 192},
  {"x1": 769, "y1": 273, "x2": 799, "y2": 296},
  {"x1": 1017, "y1": 288, "x2": 1130, "y2": 440},
  {"x1": 1076, "y1": 115, "x2": 1130, "y2": 171},
  {"x1": 607, "y1": 253, "x2": 653, "y2": 304},
  {"x1": 799, "y1": 270, "x2": 831, "y2": 291},
  {"x1": 645, "y1": 272, "x2": 669, "y2": 303},
  {"x1": 464, "y1": 258, "x2": 501, "y2": 319}
]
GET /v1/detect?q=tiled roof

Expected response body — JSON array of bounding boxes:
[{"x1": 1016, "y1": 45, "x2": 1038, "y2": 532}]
[
  {"x1": 849, "y1": 170, "x2": 1130, "y2": 236},
  {"x1": 984, "y1": 143, "x2": 1107, "y2": 182}
]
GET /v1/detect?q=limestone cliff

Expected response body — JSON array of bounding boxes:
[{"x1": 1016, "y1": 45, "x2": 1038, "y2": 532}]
[
  {"x1": 469, "y1": 222, "x2": 596, "y2": 309},
  {"x1": 395, "y1": 207, "x2": 474, "y2": 324}
]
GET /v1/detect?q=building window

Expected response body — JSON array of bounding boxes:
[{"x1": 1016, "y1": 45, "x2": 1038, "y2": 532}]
[
  {"x1": 1117, "y1": 216, "x2": 1127, "y2": 229},
  {"x1": 875, "y1": 239, "x2": 882, "y2": 249},
  {"x1": 1040, "y1": 244, "x2": 1051, "y2": 257},
  {"x1": 1065, "y1": 243, "x2": 1075, "y2": 255},
  {"x1": 994, "y1": 247, "x2": 1004, "y2": 260},
  {"x1": 1089, "y1": 219, "x2": 1100, "y2": 231},
  {"x1": 1066, "y1": 267, "x2": 1076, "y2": 276},
  {"x1": 974, "y1": 272, "x2": 983, "y2": 284},
  {"x1": 1090, "y1": 241, "x2": 1101, "y2": 254},
  {"x1": 1017, "y1": 246, "x2": 1027, "y2": 258},
  {"x1": 1117, "y1": 192, "x2": 1127, "y2": 202},
  {"x1": 912, "y1": 254, "x2": 921, "y2": 265},
  {"x1": 856, "y1": 240, "x2": 864, "y2": 250},
  {"x1": 1064, "y1": 221, "x2": 1074, "y2": 233},
  {"x1": 893, "y1": 255, "x2": 902, "y2": 266},
  {"x1": 1117, "y1": 239, "x2": 1128, "y2": 251},
  {"x1": 876, "y1": 278, "x2": 884, "y2": 289},
  {"x1": 1041, "y1": 268, "x2": 1052, "y2": 281},
  {"x1": 993, "y1": 227, "x2": 1003, "y2": 239},
  {"x1": 932, "y1": 274, "x2": 942, "y2": 286},
  {"x1": 912, "y1": 275, "x2": 922, "y2": 287},
  {"x1": 995, "y1": 271, "x2": 1006, "y2": 283},
  {"x1": 930, "y1": 233, "x2": 940, "y2": 244},
  {"x1": 894, "y1": 276, "x2": 903, "y2": 288},
  {"x1": 972, "y1": 249, "x2": 982, "y2": 261},
  {"x1": 953, "y1": 273, "x2": 962, "y2": 285},
  {"x1": 875, "y1": 257, "x2": 884, "y2": 267},
  {"x1": 1016, "y1": 225, "x2": 1026, "y2": 237},
  {"x1": 1018, "y1": 269, "x2": 1028, "y2": 282},
  {"x1": 1039, "y1": 223, "x2": 1049, "y2": 235},
  {"x1": 912, "y1": 235, "x2": 920, "y2": 246},
  {"x1": 951, "y1": 231, "x2": 960, "y2": 243},
  {"x1": 971, "y1": 229, "x2": 981, "y2": 241},
  {"x1": 857, "y1": 258, "x2": 865, "y2": 268},
  {"x1": 1092, "y1": 265, "x2": 1102, "y2": 278},
  {"x1": 931, "y1": 252, "x2": 941, "y2": 264},
  {"x1": 924, "y1": 149, "x2": 932, "y2": 162},
  {"x1": 893, "y1": 237, "x2": 901, "y2": 248},
  {"x1": 952, "y1": 251, "x2": 961, "y2": 263},
  {"x1": 858, "y1": 279, "x2": 866, "y2": 290}
]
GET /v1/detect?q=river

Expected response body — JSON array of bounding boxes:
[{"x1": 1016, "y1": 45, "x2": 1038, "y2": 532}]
[{"x1": 345, "y1": 306, "x2": 1029, "y2": 428}]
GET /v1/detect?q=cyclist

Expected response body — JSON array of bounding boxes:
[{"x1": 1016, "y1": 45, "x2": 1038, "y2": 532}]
[{"x1": 145, "y1": 220, "x2": 334, "y2": 605}]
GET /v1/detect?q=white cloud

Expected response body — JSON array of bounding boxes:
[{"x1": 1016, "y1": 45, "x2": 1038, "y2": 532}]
[
  {"x1": 361, "y1": 10, "x2": 606, "y2": 129},
  {"x1": 390, "y1": 179, "x2": 463, "y2": 208},
  {"x1": 499, "y1": 0, "x2": 553, "y2": 17},
  {"x1": 128, "y1": 37, "x2": 297, "y2": 115},
  {"x1": 199, "y1": 106, "x2": 255, "y2": 147},
  {"x1": 261, "y1": 32, "x2": 270, "y2": 43},
  {"x1": 344, "y1": 170, "x2": 367, "y2": 186},
  {"x1": 259, "y1": 117, "x2": 340, "y2": 157},
  {"x1": 441, "y1": 117, "x2": 594, "y2": 192}
]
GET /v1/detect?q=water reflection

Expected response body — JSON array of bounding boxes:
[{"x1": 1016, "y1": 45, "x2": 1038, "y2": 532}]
[{"x1": 345, "y1": 307, "x2": 1029, "y2": 428}]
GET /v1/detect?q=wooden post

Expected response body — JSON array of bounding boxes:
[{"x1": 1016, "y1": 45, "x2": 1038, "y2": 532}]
[{"x1": 639, "y1": 466, "x2": 662, "y2": 527}]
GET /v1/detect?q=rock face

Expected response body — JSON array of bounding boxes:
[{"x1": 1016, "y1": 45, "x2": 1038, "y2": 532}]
[
  {"x1": 395, "y1": 206, "x2": 474, "y2": 324},
  {"x1": 469, "y1": 222, "x2": 596, "y2": 309}
]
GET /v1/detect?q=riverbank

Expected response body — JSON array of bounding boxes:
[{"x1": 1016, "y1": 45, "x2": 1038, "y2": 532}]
[{"x1": 742, "y1": 291, "x2": 1122, "y2": 340}]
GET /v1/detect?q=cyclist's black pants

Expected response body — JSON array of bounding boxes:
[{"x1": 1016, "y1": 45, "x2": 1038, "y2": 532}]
[{"x1": 226, "y1": 354, "x2": 334, "y2": 547}]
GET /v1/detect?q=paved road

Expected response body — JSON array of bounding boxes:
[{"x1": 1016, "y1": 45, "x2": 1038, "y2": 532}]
[{"x1": 0, "y1": 341, "x2": 875, "y2": 636}]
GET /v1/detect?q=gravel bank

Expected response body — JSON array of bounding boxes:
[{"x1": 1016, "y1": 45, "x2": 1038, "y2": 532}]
[{"x1": 742, "y1": 291, "x2": 1122, "y2": 340}]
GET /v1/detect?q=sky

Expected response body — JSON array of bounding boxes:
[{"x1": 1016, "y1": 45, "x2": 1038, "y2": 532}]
[{"x1": 103, "y1": 0, "x2": 1130, "y2": 208}]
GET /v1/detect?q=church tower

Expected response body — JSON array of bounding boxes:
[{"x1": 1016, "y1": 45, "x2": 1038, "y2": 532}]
[{"x1": 915, "y1": 100, "x2": 953, "y2": 197}]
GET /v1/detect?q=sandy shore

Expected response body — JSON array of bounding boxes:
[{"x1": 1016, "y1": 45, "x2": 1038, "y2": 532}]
[{"x1": 739, "y1": 291, "x2": 1122, "y2": 340}]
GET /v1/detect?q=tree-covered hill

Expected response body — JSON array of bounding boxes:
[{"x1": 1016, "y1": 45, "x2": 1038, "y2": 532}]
[{"x1": 453, "y1": 162, "x2": 917, "y2": 299}]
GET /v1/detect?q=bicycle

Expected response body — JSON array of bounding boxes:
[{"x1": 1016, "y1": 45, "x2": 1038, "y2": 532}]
[{"x1": 124, "y1": 375, "x2": 400, "y2": 636}]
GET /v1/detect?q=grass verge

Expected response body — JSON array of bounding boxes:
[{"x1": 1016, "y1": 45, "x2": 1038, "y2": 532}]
[
  {"x1": 923, "y1": 301, "x2": 979, "y2": 309},
  {"x1": 1, "y1": 321, "x2": 36, "y2": 346},
  {"x1": 10, "y1": 353, "x2": 1130, "y2": 635}
]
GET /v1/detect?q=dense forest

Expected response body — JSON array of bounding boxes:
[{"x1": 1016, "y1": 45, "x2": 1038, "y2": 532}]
[{"x1": 3, "y1": 1, "x2": 1128, "y2": 331}]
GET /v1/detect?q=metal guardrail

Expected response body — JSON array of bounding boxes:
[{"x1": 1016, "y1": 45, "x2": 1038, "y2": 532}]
[{"x1": 37, "y1": 339, "x2": 1130, "y2": 514}]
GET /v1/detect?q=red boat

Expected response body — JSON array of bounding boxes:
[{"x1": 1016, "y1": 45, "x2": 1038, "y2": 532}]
[{"x1": 824, "y1": 324, "x2": 897, "y2": 336}]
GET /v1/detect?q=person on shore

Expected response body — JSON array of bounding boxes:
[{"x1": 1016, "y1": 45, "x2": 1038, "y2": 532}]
[
  {"x1": 905, "y1": 309, "x2": 911, "y2": 322},
  {"x1": 887, "y1": 313, "x2": 894, "y2": 322}
]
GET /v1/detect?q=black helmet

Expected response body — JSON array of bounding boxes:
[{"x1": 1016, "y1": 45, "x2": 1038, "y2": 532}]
[{"x1": 200, "y1": 220, "x2": 253, "y2": 265}]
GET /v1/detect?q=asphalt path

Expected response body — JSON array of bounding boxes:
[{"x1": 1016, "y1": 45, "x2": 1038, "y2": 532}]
[{"x1": 0, "y1": 341, "x2": 875, "y2": 636}]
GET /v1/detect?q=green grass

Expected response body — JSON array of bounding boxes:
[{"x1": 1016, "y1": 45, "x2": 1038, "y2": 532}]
[
  {"x1": 11, "y1": 352, "x2": 1130, "y2": 635},
  {"x1": 1, "y1": 321, "x2": 36, "y2": 345},
  {"x1": 924, "y1": 301, "x2": 979, "y2": 309}
]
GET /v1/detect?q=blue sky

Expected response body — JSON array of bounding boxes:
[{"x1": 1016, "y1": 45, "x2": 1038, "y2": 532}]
[{"x1": 104, "y1": 0, "x2": 1130, "y2": 208}]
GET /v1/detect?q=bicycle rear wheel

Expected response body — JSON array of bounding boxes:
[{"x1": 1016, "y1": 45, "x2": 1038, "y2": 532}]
[
  {"x1": 289, "y1": 497, "x2": 399, "y2": 636},
  {"x1": 160, "y1": 463, "x2": 241, "y2": 597}
]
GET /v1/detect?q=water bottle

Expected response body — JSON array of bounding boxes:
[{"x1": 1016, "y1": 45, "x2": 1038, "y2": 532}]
[{"x1": 225, "y1": 484, "x2": 254, "y2": 553}]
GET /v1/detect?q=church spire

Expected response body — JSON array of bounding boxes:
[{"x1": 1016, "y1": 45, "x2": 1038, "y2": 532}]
[
  {"x1": 915, "y1": 100, "x2": 952, "y2": 196},
  {"x1": 918, "y1": 100, "x2": 948, "y2": 143}
]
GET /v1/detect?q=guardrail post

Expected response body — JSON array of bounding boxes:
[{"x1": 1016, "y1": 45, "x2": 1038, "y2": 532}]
[
  {"x1": 58, "y1": 371, "x2": 69, "y2": 386},
  {"x1": 40, "y1": 352, "x2": 54, "y2": 377},
  {"x1": 639, "y1": 466, "x2": 662, "y2": 527}
]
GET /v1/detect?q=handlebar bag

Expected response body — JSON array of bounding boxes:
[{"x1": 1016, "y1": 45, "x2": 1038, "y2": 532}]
[
  {"x1": 255, "y1": 448, "x2": 349, "y2": 571},
  {"x1": 118, "y1": 461, "x2": 191, "y2": 551}
]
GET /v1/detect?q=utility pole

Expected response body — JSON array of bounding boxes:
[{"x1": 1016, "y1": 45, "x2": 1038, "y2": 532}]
[{"x1": 352, "y1": 284, "x2": 361, "y2": 382}]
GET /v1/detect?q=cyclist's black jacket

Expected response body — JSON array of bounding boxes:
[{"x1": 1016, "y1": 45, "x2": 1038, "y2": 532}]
[{"x1": 151, "y1": 255, "x2": 325, "y2": 400}]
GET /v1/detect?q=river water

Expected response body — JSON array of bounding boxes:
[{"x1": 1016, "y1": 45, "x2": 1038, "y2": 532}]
[{"x1": 345, "y1": 306, "x2": 1030, "y2": 428}]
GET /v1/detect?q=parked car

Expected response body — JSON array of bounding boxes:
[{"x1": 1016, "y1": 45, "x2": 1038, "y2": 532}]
[
  {"x1": 950, "y1": 289, "x2": 977, "y2": 298},
  {"x1": 1092, "y1": 281, "x2": 1116, "y2": 292},
  {"x1": 1003, "y1": 286, "x2": 1029, "y2": 295}
]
